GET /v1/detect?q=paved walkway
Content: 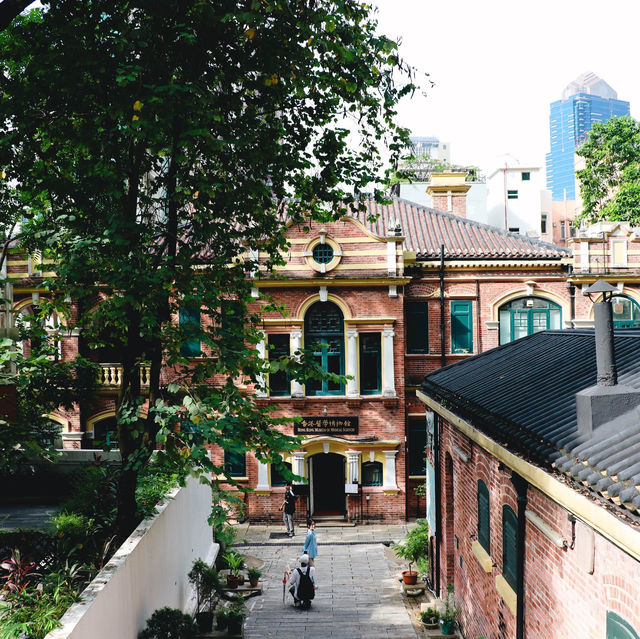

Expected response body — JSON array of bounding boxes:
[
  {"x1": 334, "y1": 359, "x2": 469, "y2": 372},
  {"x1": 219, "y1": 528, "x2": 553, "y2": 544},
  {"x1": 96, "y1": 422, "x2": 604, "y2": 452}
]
[
  {"x1": 235, "y1": 523, "x2": 420, "y2": 639},
  {"x1": 0, "y1": 505, "x2": 58, "y2": 530}
]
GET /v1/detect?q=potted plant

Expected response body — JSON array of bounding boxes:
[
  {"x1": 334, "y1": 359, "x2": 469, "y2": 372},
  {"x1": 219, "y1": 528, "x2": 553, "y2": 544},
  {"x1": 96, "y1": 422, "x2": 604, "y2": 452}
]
[
  {"x1": 393, "y1": 521, "x2": 428, "y2": 585},
  {"x1": 247, "y1": 567, "x2": 262, "y2": 588},
  {"x1": 227, "y1": 596, "x2": 246, "y2": 635},
  {"x1": 215, "y1": 607, "x2": 229, "y2": 631},
  {"x1": 188, "y1": 559, "x2": 220, "y2": 633},
  {"x1": 420, "y1": 607, "x2": 440, "y2": 629},
  {"x1": 440, "y1": 584, "x2": 459, "y2": 635},
  {"x1": 223, "y1": 552, "x2": 244, "y2": 589}
]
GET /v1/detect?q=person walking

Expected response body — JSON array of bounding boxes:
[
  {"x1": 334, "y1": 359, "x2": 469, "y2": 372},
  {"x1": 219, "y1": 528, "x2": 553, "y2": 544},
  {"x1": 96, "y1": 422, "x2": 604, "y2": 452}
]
[
  {"x1": 301, "y1": 519, "x2": 317, "y2": 565},
  {"x1": 279, "y1": 481, "x2": 297, "y2": 537},
  {"x1": 286, "y1": 554, "x2": 316, "y2": 610}
]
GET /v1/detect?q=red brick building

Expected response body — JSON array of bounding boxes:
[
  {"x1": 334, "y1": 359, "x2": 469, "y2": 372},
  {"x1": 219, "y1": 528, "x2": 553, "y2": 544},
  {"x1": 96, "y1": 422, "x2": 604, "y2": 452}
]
[
  {"x1": 420, "y1": 324, "x2": 640, "y2": 639},
  {"x1": 8, "y1": 194, "x2": 640, "y2": 526}
]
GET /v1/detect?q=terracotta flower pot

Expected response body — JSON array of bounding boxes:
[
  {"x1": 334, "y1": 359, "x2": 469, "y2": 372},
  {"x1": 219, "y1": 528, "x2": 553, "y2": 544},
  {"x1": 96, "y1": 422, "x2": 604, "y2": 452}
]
[
  {"x1": 249, "y1": 576, "x2": 259, "y2": 588},
  {"x1": 226, "y1": 574, "x2": 239, "y2": 589},
  {"x1": 402, "y1": 570, "x2": 418, "y2": 585}
]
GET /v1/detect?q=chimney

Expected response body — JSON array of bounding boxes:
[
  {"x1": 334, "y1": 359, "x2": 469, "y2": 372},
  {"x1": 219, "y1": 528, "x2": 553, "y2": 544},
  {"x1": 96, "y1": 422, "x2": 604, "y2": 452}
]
[
  {"x1": 576, "y1": 280, "x2": 640, "y2": 436},
  {"x1": 426, "y1": 172, "x2": 470, "y2": 218}
]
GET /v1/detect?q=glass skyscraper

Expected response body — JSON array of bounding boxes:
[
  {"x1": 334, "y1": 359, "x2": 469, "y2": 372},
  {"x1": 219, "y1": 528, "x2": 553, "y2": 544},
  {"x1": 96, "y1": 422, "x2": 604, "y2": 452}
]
[{"x1": 546, "y1": 72, "x2": 629, "y2": 201}]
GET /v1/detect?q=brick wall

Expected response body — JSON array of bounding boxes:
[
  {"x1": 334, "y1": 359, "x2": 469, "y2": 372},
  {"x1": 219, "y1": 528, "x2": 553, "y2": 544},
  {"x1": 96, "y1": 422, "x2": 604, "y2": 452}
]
[{"x1": 438, "y1": 419, "x2": 640, "y2": 639}]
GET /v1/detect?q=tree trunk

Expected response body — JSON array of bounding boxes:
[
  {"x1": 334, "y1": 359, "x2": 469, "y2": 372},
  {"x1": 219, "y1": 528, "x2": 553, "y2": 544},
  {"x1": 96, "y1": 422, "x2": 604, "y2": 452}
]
[{"x1": 114, "y1": 313, "x2": 146, "y2": 542}]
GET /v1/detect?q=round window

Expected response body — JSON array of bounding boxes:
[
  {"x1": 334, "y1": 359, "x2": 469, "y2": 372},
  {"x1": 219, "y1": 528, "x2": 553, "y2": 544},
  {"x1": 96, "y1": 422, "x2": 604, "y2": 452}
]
[{"x1": 312, "y1": 243, "x2": 334, "y2": 264}]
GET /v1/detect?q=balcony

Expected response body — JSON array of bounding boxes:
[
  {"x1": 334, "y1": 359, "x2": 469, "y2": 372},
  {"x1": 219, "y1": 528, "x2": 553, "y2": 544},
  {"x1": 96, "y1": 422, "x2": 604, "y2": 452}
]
[{"x1": 98, "y1": 363, "x2": 151, "y2": 388}]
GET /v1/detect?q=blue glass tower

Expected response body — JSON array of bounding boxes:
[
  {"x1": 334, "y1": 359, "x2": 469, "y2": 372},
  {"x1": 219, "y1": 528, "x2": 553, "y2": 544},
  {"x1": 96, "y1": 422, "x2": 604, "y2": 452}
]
[{"x1": 546, "y1": 72, "x2": 629, "y2": 201}]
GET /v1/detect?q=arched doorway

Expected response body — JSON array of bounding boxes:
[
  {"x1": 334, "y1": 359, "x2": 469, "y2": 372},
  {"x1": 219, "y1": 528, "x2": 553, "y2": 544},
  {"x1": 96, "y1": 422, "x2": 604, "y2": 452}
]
[{"x1": 310, "y1": 452, "x2": 345, "y2": 516}]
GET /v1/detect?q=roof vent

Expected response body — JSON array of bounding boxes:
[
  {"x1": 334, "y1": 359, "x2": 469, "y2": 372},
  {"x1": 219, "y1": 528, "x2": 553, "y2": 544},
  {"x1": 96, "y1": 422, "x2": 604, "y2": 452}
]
[{"x1": 576, "y1": 280, "x2": 640, "y2": 436}]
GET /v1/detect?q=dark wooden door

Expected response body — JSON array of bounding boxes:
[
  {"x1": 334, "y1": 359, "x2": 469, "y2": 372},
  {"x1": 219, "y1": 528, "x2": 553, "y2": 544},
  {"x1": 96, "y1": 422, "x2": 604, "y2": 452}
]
[{"x1": 312, "y1": 453, "x2": 345, "y2": 515}]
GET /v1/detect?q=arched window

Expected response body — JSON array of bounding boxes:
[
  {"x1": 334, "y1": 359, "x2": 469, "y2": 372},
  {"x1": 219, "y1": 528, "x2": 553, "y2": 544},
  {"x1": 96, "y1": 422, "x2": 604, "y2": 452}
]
[
  {"x1": 91, "y1": 416, "x2": 119, "y2": 450},
  {"x1": 362, "y1": 461, "x2": 383, "y2": 486},
  {"x1": 502, "y1": 505, "x2": 519, "y2": 591},
  {"x1": 477, "y1": 480, "x2": 490, "y2": 553},
  {"x1": 607, "y1": 611, "x2": 640, "y2": 639},
  {"x1": 611, "y1": 296, "x2": 640, "y2": 328},
  {"x1": 304, "y1": 301, "x2": 344, "y2": 395},
  {"x1": 499, "y1": 297, "x2": 561, "y2": 344}
]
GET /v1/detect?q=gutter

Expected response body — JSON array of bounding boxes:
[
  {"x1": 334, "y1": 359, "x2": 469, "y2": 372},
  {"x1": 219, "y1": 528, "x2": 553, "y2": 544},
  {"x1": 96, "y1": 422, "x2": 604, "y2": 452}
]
[{"x1": 513, "y1": 473, "x2": 528, "y2": 639}]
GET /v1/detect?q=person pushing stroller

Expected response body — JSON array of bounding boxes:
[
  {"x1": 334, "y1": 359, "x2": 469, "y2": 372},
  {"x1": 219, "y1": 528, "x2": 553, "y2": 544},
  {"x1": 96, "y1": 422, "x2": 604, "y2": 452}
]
[{"x1": 286, "y1": 554, "x2": 316, "y2": 610}]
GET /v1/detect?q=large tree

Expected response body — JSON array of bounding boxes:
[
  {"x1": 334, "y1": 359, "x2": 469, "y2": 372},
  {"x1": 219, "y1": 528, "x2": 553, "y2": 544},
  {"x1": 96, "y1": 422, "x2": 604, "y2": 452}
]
[
  {"x1": 576, "y1": 115, "x2": 640, "y2": 225},
  {"x1": 0, "y1": 1, "x2": 415, "y2": 539}
]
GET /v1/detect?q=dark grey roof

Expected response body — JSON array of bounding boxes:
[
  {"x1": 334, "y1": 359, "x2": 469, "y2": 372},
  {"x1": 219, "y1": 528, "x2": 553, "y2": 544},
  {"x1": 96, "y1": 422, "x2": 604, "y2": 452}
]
[{"x1": 422, "y1": 330, "x2": 640, "y2": 518}]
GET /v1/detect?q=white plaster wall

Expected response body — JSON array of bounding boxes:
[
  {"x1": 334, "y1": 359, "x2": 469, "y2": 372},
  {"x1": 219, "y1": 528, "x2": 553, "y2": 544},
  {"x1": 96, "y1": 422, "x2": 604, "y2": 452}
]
[
  {"x1": 486, "y1": 167, "x2": 546, "y2": 235},
  {"x1": 47, "y1": 475, "x2": 217, "y2": 639}
]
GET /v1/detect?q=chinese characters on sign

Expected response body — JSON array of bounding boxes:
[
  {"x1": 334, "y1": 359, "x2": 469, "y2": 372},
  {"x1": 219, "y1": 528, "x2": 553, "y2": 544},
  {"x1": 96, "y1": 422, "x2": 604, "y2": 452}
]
[{"x1": 294, "y1": 416, "x2": 358, "y2": 435}]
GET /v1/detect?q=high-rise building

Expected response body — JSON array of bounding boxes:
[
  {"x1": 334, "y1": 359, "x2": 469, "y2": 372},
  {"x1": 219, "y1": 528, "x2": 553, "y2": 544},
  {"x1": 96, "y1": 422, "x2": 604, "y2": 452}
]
[{"x1": 546, "y1": 72, "x2": 629, "y2": 201}]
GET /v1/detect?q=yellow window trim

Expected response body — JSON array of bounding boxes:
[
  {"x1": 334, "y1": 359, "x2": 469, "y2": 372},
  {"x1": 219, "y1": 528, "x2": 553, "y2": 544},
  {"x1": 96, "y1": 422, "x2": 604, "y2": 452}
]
[
  {"x1": 495, "y1": 574, "x2": 517, "y2": 615},
  {"x1": 471, "y1": 540, "x2": 493, "y2": 573}
]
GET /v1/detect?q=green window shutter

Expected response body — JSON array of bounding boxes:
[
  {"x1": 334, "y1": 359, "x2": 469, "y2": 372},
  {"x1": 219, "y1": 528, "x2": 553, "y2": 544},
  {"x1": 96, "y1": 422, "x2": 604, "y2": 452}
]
[
  {"x1": 359, "y1": 332, "x2": 381, "y2": 394},
  {"x1": 179, "y1": 306, "x2": 201, "y2": 357},
  {"x1": 406, "y1": 301, "x2": 428, "y2": 354},
  {"x1": 477, "y1": 480, "x2": 490, "y2": 553},
  {"x1": 408, "y1": 418, "x2": 427, "y2": 475},
  {"x1": 451, "y1": 300, "x2": 473, "y2": 354},
  {"x1": 224, "y1": 450, "x2": 246, "y2": 477},
  {"x1": 502, "y1": 505, "x2": 518, "y2": 591},
  {"x1": 269, "y1": 334, "x2": 290, "y2": 396}
]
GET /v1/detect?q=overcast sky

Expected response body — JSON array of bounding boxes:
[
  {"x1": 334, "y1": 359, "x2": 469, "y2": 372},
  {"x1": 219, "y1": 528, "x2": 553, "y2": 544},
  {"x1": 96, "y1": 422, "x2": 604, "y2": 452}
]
[{"x1": 374, "y1": 0, "x2": 640, "y2": 176}]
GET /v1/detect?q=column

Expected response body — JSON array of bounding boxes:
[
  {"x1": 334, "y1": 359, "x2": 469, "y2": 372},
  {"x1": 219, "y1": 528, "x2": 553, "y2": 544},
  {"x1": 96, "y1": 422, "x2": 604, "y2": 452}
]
[
  {"x1": 346, "y1": 328, "x2": 358, "y2": 397},
  {"x1": 255, "y1": 332, "x2": 267, "y2": 398},
  {"x1": 383, "y1": 327, "x2": 396, "y2": 397},
  {"x1": 291, "y1": 329, "x2": 304, "y2": 397},
  {"x1": 383, "y1": 450, "x2": 398, "y2": 490},
  {"x1": 346, "y1": 450, "x2": 361, "y2": 484},
  {"x1": 292, "y1": 451, "x2": 306, "y2": 484},
  {"x1": 387, "y1": 240, "x2": 396, "y2": 275},
  {"x1": 256, "y1": 460, "x2": 270, "y2": 491}
]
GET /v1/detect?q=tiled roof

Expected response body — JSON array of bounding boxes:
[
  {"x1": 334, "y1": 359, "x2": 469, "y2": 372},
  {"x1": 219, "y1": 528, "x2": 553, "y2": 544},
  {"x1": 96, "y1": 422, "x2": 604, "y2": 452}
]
[
  {"x1": 348, "y1": 198, "x2": 570, "y2": 260},
  {"x1": 422, "y1": 330, "x2": 640, "y2": 519}
]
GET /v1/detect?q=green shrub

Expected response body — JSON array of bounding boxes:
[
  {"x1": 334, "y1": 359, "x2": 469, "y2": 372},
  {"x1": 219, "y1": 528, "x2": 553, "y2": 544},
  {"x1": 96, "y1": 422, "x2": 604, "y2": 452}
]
[
  {"x1": 135, "y1": 464, "x2": 181, "y2": 519},
  {"x1": 139, "y1": 607, "x2": 198, "y2": 639},
  {"x1": 0, "y1": 571, "x2": 82, "y2": 639},
  {"x1": 51, "y1": 512, "x2": 94, "y2": 537},
  {"x1": 61, "y1": 463, "x2": 119, "y2": 529}
]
